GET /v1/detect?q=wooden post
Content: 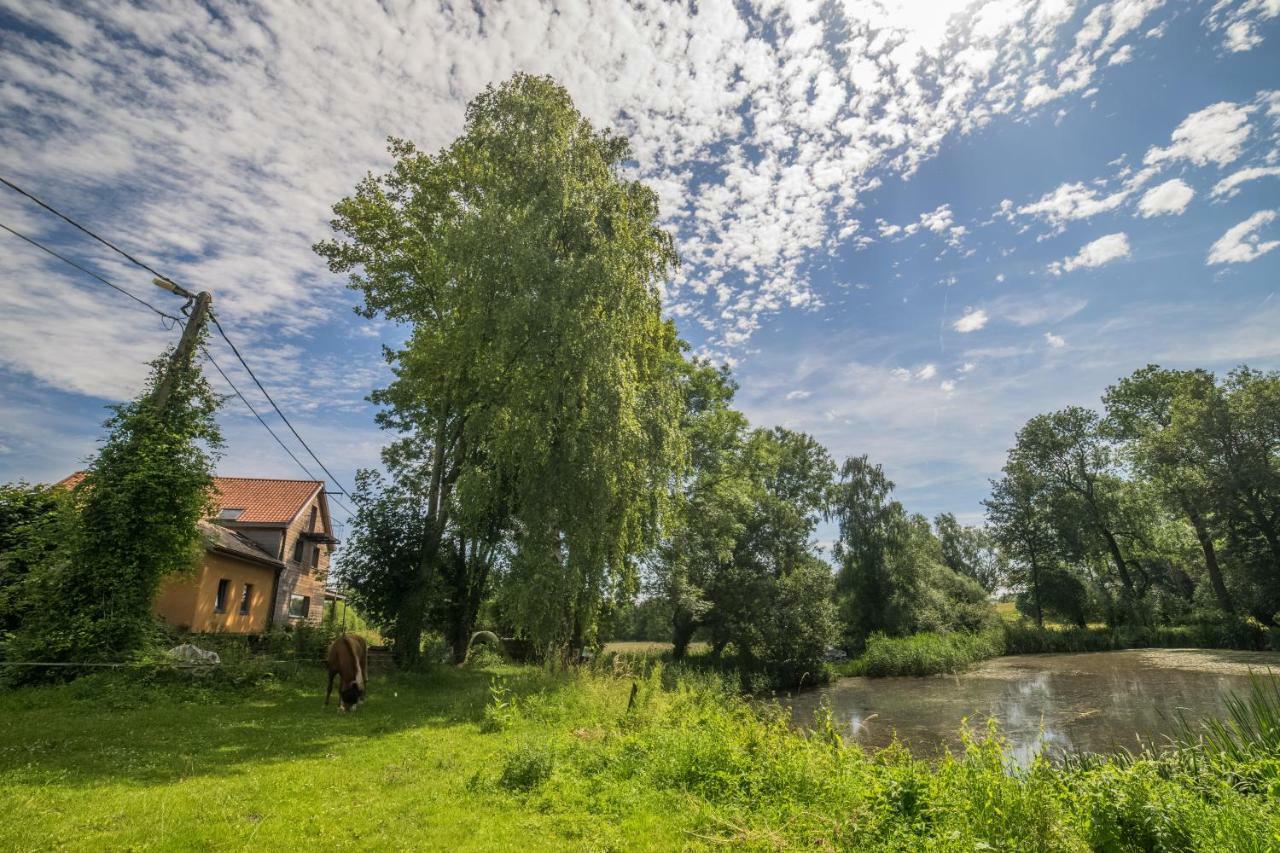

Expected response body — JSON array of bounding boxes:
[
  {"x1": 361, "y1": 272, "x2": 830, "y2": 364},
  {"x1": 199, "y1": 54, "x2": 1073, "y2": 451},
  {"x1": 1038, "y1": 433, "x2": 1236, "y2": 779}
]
[{"x1": 151, "y1": 290, "x2": 211, "y2": 410}]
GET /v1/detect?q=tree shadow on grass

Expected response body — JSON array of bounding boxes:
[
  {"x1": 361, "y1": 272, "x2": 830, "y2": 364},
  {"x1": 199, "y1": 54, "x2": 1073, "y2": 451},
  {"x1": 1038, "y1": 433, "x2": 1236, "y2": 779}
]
[{"x1": 0, "y1": 662, "x2": 575, "y2": 787}]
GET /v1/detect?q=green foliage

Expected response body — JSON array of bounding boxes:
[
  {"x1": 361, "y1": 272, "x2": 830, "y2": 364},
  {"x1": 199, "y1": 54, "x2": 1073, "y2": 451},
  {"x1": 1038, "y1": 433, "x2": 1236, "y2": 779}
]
[
  {"x1": 992, "y1": 364, "x2": 1280, "y2": 637},
  {"x1": 3, "y1": 340, "x2": 221, "y2": 679},
  {"x1": 331, "y1": 469, "x2": 430, "y2": 660},
  {"x1": 833, "y1": 457, "x2": 998, "y2": 652},
  {"x1": 843, "y1": 626, "x2": 1006, "y2": 677},
  {"x1": 934, "y1": 511, "x2": 1007, "y2": 593},
  {"x1": 601, "y1": 594, "x2": 674, "y2": 642},
  {"x1": 0, "y1": 482, "x2": 76, "y2": 638},
  {"x1": 317, "y1": 73, "x2": 685, "y2": 660},
  {"x1": 498, "y1": 742, "x2": 556, "y2": 792}
]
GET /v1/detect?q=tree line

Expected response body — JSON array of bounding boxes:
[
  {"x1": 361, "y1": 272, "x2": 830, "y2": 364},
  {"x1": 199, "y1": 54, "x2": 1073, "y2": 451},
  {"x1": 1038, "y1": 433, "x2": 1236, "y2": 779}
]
[{"x1": 987, "y1": 365, "x2": 1280, "y2": 632}]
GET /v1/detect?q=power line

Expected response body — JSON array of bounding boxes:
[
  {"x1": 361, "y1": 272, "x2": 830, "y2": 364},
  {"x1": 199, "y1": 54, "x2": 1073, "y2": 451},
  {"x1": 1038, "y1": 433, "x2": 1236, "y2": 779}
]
[
  {"x1": 1, "y1": 175, "x2": 356, "y2": 506},
  {"x1": 201, "y1": 346, "x2": 317, "y2": 481},
  {"x1": 204, "y1": 346, "x2": 353, "y2": 516},
  {"x1": 0, "y1": 221, "x2": 181, "y2": 326},
  {"x1": 0, "y1": 206, "x2": 355, "y2": 512},
  {"x1": 0, "y1": 175, "x2": 192, "y2": 298},
  {"x1": 208, "y1": 312, "x2": 354, "y2": 501}
]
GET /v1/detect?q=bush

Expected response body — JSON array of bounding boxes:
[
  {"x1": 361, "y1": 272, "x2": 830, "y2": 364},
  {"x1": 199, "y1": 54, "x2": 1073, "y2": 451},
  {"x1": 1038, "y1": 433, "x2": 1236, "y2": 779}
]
[
  {"x1": 842, "y1": 626, "x2": 1006, "y2": 677},
  {"x1": 498, "y1": 742, "x2": 554, "y2": 792},
  {"x1": 1002, "y1": 618, "x2": 1274, "y2": 655}
]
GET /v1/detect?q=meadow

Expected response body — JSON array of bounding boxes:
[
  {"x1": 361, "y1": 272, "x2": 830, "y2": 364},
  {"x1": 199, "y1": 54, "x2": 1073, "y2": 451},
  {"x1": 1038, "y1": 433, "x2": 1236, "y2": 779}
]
[{"x1": 2, "y1": 656, "x2": 1279, "y2": 850}]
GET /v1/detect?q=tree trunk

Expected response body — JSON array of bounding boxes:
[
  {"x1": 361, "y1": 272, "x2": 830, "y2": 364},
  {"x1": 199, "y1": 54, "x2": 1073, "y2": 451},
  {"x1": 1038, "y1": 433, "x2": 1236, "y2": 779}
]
[
  {"x1": 1025, "y1": 539, "x2": 1045, "y2": 628},
  {"x1": 671, "y1": 610, "x2": 696, "y2": 660},
  {"x1": 1186, "y1": 503, "x2": 1235, "y2": 615},
  {"x1": 393, "y1": 589, "x2": 426, "y2": 667}
]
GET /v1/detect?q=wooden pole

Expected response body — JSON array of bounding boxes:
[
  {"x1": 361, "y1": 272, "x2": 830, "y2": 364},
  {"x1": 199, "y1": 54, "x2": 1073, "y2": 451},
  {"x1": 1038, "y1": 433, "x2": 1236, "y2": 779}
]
[{"x1": 151, "y1": 290, "x2": 211, "y2": 410}]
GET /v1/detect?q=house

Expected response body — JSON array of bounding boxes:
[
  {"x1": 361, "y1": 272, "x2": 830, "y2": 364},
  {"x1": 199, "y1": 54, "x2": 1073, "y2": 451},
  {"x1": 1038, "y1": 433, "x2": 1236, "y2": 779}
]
[{"x1": 57, "y1": 474, "x2": 339, "y2": 633}]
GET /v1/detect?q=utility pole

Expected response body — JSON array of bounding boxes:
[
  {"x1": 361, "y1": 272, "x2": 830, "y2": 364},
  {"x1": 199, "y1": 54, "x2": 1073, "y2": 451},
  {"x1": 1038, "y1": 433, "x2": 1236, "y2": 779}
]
[{"x1": 151, "y1": 288, "x2": 211, "y2": 410}]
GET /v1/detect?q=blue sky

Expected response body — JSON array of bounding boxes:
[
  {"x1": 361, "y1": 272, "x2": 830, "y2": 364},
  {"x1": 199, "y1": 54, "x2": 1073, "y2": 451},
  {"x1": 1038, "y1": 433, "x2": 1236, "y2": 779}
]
[{"x1": 1, "y1": 0, "x2": 1278, "y2": 543}]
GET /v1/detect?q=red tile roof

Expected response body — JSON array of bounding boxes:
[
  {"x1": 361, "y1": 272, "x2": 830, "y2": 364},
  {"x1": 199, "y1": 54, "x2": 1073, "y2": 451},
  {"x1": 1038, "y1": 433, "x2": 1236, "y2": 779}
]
[
  {"x1": 57, "y1": 473, "x2": 322, "y2": 525},
  {"x1": 213, "y1": 477, "x2": 322, "y2": 524}
]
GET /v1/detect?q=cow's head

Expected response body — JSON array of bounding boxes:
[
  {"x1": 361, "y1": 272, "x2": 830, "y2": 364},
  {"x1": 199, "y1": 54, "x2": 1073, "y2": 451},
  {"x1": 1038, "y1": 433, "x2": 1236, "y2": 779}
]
[{"x1": 339, "y1": 682, "x2": 364, "y2": 712}]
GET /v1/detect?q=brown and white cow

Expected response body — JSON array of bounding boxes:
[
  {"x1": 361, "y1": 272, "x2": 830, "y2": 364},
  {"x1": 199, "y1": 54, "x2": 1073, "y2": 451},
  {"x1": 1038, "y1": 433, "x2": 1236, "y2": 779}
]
[{"x1": 325, "y1": 634, "x2": 369, "y2": 712}]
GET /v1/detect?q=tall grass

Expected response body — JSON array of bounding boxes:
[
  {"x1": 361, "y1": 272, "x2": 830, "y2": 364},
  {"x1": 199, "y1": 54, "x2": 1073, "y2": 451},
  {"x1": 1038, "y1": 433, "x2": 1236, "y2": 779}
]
[
  {"x1": 840, "y1": 626, "x2": 1006, "y2": 677},
  {"x1": 482, "y1": 666, "x2": 1280, "y2": 849},
  {"x1": 1174, "y1": 673, "x2": 1280, "y2": 760}
]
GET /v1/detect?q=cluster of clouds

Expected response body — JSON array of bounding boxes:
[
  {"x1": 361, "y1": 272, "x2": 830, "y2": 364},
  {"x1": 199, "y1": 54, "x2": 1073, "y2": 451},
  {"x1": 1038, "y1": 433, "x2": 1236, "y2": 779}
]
[
  {"x1": 3, "y1": 0, "x2": 1252, "y2": 399},
  {"x1": 1006, "y1": 89, "x2": 1280, "y2": 275}
]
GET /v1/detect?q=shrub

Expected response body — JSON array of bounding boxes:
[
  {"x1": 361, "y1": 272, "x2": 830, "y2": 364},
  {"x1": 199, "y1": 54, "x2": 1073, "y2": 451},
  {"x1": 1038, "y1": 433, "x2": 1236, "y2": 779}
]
[
  {"x1": 844, "y1": 626, "x2": 1005, "y2": 677},
  {"x1": 498, "y1": 742, "x2": 554, "y2": 792}
]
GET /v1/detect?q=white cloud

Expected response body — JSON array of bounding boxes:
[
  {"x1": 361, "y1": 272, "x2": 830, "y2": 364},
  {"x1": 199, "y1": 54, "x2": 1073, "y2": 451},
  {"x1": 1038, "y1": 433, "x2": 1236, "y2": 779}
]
[
  {"x1": 1207, "y1": 210, "x2": 1280, "y2": 264},
  {"x1": 940, "y1": 380, "x2": 957, "y2": 393},
  {"x1": 1017, "y1": 181, "x2": 1131, "y2": 229},
  {"x1": 953, "y1": 308, "x2": 989, "y2": 333},
  {"x1": 916, "y1": 364, "x2": 938, "y2": 381},
  {"x1": 1207, "y1": 0, "x2": 1279, "y2": 53},
  {"x1": 785, "y1": 389, "x2": 812, "y2": 400},
  {"x1": 1045, "y1": 332, "x2": 1066, "y2": 348},
  {"x1": 1144, "y1": 101, "x2": 1254, "y2": 167},
  {"x1": 1108, "y1": 45, "x2": 1134, "y2": 65},
  {"x1": 1211, "y1": 166, "x2": 1280, "y2": 199},
  {"x1": 959, "y1": 362, "x2": 977, "y2": 373},
  {"x1": 1049, "y1": 232, "x2": 1132, "y2": 274},
  {"x1": 1137, "y1": 178, "x2": 1195, "y2": 216}
]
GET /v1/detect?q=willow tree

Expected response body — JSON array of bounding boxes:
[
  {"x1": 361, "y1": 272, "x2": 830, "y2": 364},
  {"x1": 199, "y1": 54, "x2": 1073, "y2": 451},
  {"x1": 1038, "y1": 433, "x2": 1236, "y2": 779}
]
[{"x1": 317, "y1": 74, "x2": 685, "y2": 661}]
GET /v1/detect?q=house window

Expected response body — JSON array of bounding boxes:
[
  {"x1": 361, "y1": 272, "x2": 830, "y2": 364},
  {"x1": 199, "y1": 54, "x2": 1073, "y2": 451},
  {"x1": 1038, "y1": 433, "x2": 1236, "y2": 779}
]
[
  {"x1": 309, "y1": 506, "x2": 318, "y2": 532},
  {"x1": 292, "y1": 537, "x2": 304, "y2": 563},
  {"x1": 311, "y1": 544, "x2": 321, "y2": 569},
  {"x1": 217, "y1": 507, "x2": 245, "y2": 521},
  {"x1": 240, "y1": 583, "x2": 253, "y2": 615},
  {"x1": 214, "y1": 578, "x2": 230, "y2": 613},
  {"x1": 288, "y1": 594, "x2": 310, "y2": 619}
]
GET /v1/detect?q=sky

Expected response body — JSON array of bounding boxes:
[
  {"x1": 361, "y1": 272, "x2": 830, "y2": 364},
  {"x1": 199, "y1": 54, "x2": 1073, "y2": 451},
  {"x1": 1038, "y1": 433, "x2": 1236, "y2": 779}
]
[{"x1": 1, "y1": 0, "x2": 1278, "y2": 542}]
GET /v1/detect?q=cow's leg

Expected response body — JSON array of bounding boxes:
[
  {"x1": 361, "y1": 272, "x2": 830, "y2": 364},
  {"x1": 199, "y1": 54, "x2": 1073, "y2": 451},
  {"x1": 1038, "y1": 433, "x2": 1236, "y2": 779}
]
[{"x1": 325, "y1": 669, "x2": 335, "y2": 706}]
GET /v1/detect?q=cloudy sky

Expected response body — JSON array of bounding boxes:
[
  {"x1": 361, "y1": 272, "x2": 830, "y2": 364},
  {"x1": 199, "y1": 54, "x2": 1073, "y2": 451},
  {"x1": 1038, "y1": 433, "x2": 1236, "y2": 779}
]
[{"x1": 1, "y1": 0, "x2": 1278, "y2": 537}]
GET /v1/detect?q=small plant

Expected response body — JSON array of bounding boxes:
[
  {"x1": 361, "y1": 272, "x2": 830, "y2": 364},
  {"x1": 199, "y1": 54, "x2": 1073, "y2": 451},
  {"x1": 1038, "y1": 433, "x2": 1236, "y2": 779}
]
[
  {"x1": 480, "y1": 679, "x2": 520, "y2": 733},
  {"x1": 498, "y1": 742, "x2": 554, "y2": 792}
]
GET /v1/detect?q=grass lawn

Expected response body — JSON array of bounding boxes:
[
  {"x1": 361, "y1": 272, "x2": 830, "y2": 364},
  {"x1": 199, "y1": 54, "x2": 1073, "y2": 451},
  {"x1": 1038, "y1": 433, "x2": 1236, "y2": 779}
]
[
  {"x1": 3, "y1": 658, "x2": 1278, "y2": 850},
  {"x1": 0, "y1": 664, "x2": 687, "y2": 851}
]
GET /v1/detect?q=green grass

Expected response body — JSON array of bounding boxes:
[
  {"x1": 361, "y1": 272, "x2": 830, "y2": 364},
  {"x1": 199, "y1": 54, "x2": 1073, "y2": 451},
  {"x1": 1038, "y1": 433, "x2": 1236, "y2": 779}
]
[
  {"x1": 1, "y1": 660, "x2": 1278, "y2": 850},
  {"x1": 836, "y1": 626, "x2": 1006, "y2": 678}
]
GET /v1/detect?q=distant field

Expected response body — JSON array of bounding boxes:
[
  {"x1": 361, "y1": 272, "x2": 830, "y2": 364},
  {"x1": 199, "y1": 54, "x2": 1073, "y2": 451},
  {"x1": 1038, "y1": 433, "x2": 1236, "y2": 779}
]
[
  {"x1": 995, "y1": 601, "x2": 1019, "y2": 622},
  {"x1": 602, "y1": 640, "x2": 708, "y2": 655}
]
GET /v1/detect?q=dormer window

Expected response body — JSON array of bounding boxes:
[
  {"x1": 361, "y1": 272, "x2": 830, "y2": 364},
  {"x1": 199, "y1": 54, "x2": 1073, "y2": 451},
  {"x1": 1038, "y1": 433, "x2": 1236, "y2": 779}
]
[{"x1": 217, "y1": 507, "x2": 245, "y2": 522}]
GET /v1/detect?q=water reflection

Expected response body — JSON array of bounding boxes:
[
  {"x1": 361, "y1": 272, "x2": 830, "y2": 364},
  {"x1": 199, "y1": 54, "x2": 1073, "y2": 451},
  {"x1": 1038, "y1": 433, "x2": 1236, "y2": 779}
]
[{"x1": 785, "y1": 649, "x2": 1280, "y2": 765}]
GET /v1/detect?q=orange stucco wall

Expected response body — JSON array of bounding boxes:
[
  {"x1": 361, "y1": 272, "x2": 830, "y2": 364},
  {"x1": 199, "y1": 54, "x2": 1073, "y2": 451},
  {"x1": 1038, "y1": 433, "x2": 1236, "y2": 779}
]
[{"x1": 154, "y1": 553, "x2": 276, "y2": 633}]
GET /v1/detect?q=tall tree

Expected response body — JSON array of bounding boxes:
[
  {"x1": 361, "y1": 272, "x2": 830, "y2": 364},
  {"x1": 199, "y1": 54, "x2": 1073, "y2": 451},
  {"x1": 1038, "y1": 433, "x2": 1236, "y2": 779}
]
[
  {"x1": 316, "y1": 74, "x2": 685, "y2": 660},
  {"x1": 1104, "y1": 366, "x2": 1235, "y2": 614},
  {"x1": 831, "y1": 456, "x2": 908, "y2": 646},
  {"x1": 934, "y1": 512, "x2": 1007, "y2": 594},
  {"x1": 1007, "y1": 407, "x2": 1147, "y2": 623},
  {"x1": 657, "y1": 358, "x2": 751, "y2": 660},
  {"x1": 1172, "y1": 368, "x2": 1280, "y2": 620}
]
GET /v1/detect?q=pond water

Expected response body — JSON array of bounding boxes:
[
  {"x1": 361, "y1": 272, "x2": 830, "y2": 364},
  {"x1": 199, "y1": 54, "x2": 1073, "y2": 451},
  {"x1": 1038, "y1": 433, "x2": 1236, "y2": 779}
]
[{"x1": 785, "y1": 649, "x2": 1280, "y2": 765}]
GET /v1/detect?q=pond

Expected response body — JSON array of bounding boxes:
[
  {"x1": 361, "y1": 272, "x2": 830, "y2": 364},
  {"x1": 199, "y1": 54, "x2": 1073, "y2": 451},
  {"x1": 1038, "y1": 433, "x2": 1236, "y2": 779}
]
[{"x1": 785, "y1": 649, "x2": 1280, "y2": 765}]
